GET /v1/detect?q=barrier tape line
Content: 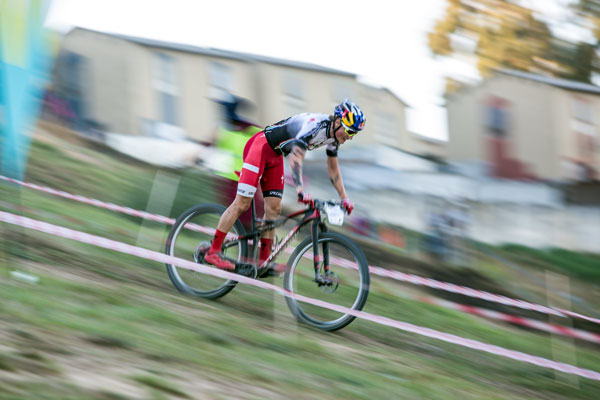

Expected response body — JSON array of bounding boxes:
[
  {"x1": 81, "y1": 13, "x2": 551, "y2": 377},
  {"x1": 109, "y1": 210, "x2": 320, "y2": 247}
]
[
  {"x1": 290, "y1": 249, "x2": 600, "y2": 343},
  {"x1": 0, "y1": 175, "x2": 177, "y2": 225},
  {"x1": 2, "y1": 211, "x2": 600, "y2": 381},
  {"x1": 2, "y1": 174, "x2": 599, "y2": 325},
  {"x1": 414, "y1": 295, "x2": 600, "y2": 344},
  {"x1": 299, "y1": 250, "x2": 600, "y2": 344}
]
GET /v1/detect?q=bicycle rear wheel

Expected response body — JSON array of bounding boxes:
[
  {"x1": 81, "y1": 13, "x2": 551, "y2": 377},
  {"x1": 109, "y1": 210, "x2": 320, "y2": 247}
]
[
  {"x1": 283, "y1": 232, "x2": 370, "y2": 331},
  {"x1": 165, "y1": 204, "x2": 248, "y2": 299}
]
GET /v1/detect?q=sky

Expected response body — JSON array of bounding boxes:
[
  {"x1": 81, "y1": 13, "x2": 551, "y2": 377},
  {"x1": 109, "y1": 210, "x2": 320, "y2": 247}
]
[{"x1": 42, "y1": 0, "x2": 585, "y2": 141}]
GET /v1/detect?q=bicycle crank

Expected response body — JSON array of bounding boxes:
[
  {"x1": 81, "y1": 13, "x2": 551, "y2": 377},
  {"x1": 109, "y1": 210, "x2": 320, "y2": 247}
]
[
  {"x1": 194, "y1": 241, "x2": 211, "y2": 264},
  {"x1": 235, "y1": 262, "x2": 258, "y2": 279}
]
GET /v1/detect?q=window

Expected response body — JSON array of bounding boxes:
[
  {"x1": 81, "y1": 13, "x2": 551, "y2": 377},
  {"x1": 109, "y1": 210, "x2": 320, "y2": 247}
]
[
  {"x1": 570, "y1": 97, "x2": 596, "y2": 137},
  {"x1": 160, "y1": 92, "x2": 176, "y2": 125},
  {"x1": 153, "y1": 53, "x2": 178, "y2": 126},
  {"x1": 154, "y1": 53, "x2": 177, "y2": 93},
  {"x1": 208, "y1": 61, "x2": 232, "y2": 101}
]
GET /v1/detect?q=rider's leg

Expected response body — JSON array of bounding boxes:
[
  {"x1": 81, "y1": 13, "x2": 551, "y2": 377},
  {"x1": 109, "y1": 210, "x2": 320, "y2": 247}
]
[
  {"x1": 205, "y1": 194, "x2": 253, "y2": 270},
  {"x1": 257, "y1": 153, "x2": 285, "y2": 267},
  {"x1": 209, "y1": 194, "x2": 253, "y2": 254},
  {"x1": 206, "y1": 131, "x2": 265, "y2": 271},
  {"x1": 259, "y1": 196, "x2": 282, "y2": 264}
]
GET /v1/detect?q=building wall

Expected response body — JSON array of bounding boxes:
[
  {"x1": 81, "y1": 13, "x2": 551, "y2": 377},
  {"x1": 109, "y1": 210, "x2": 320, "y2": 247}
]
[
  {"x1": 223, "y1": 62, "x2": 407, "y2": 150},
  {"x1": 130, "y1": 49, "x2": 259, "y2": 142},
  {"x1": 490, "y1": 75, "x2": 556, "y2": 180},
  {"x1": 405, "y1": 134, "x2": 447, "y2": 159},
  {"x1": 554, "y1": 90, "x2": 600, "y2": 181},
  {"x1": 58, "y1": 28, "x2": 408, "y2": 150},
  {"x1": 360, "y1": 88, "x2": 407, "y2": 149},
  {"x1": 447, "y1": 74, "x2": 558, "y2": 180},
  {"x1": 446, "y1": 83, "x2": 484, "y2": 164},
  {"x1": 59, "y1": 29, "x2": 136, "y2": 134}
]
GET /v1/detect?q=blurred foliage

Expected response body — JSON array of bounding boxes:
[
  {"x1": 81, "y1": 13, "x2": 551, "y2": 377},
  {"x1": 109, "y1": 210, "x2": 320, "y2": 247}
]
[
  {"x1": 429, "y1": 0, "x2": 600, "y2": 92},
  {"x1": 573, "y1": 0, "x2": 600, "y2": 40}
]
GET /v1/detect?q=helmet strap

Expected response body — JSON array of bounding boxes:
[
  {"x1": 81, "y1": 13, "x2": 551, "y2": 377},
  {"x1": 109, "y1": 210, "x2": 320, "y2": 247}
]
[{"x1": 330, "y1": 116, "x2": 340, "y2": 145}]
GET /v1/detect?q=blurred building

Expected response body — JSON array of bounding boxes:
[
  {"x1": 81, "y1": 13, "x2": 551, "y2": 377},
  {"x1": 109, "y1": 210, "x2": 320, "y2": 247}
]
[
  {"x1": 446, "y1": 69, "x2": 600, "y2": 182},
  {"x1": 404, "y1": 132, "x2": 447, "y2": 162},
  {"x1": 50, "y1": 27, "x2": 409, "y2": 150}
]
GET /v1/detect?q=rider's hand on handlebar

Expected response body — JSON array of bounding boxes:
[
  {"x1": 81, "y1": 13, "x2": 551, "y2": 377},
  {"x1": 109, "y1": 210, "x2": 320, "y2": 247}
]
[
  {"x1": 297, "y1": 191, "x2": 314, "y2": 206},
  {"x1": 341, "y1": 198, "x2": 354, "y2": 215}
]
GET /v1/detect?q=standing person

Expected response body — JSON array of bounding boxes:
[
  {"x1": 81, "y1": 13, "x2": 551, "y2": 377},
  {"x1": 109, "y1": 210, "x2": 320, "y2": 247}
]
[
  {"x1": 205, "y1": 98, "x2": 366, "y2": 272},
  {"x1": 212, "y1": 95, "x2": 263, "y2": 228}
]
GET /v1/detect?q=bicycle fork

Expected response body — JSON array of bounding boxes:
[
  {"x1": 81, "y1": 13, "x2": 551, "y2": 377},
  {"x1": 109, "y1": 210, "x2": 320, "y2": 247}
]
[{"x1": 312, "y1": 220, "x2": 331, "y2": 285}]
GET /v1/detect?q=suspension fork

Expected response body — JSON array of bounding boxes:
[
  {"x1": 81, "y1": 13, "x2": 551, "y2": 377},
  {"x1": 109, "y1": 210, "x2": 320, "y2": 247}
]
[
  {"x1": 320, "y1": 222, "x2": 330, "y2": 275},
  {"x1": 311, "y1": 219, "x2": 320, "y2": 280},
  {"x1": 311, "y1": 219, "x2": 330, "y2": 280}
]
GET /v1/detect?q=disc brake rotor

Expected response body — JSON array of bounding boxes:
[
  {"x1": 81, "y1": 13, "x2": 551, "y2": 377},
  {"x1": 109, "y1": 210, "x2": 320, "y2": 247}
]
[{"x1": 321, "y1": 272, "x2": 339, "y2": 294}]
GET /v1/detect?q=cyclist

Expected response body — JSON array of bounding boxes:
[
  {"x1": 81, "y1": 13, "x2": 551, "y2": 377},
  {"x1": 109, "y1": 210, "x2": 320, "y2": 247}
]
[{"x1": 205, "y1": 98, "x2": 366, "y2": 272}]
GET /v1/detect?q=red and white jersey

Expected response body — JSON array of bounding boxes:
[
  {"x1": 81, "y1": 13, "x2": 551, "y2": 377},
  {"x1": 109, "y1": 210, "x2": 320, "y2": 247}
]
[{"x1": 263, "y1": 113, "x2": 339, "y2": 157}]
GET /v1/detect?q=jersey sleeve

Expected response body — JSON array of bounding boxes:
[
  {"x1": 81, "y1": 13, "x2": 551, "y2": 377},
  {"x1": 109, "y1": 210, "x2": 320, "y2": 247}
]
[
  {"x1": 283, "y1": 116, "x2": 318, "y2": 154},
  {"x1": 326, "y1": 142, "x2": 338, "y2": 157},
  {"x1": 280, "y1": 138, "x2": 307, "y2": 155}
]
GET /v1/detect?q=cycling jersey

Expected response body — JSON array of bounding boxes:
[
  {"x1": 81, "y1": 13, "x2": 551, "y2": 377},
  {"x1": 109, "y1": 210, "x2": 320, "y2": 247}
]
[{"x1": 263, "y1": 113, "x2": 339, "y2": 157}]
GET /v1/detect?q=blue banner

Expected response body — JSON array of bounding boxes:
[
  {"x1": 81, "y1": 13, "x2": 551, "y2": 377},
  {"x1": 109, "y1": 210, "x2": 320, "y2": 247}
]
[{"x1": 1, "y1": 0, "x2": 54, "y2": 179}]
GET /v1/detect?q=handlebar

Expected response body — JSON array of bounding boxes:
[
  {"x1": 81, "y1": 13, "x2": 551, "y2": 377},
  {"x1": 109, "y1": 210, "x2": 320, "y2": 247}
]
[
  {"x1": 313, "y1": 199, "x2": 342, "y2": 208},
  {"x1": 310, "y1": 199, "x2": 350, "y2": 215}
]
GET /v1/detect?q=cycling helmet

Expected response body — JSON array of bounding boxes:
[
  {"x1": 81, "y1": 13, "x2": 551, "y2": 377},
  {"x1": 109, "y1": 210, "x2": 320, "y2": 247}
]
[{"x1": 334, "y1": 98, "x2": 366, "y2": 133}]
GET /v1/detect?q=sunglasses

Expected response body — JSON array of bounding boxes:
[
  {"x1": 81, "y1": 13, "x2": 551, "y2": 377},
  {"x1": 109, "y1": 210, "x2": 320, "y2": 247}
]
[
  {"x1": 336, "y1": 123, "x2": 358, "y2": 137},
  {"x1": 345, "y1": 128, "x2": 358, "y2": 137}
]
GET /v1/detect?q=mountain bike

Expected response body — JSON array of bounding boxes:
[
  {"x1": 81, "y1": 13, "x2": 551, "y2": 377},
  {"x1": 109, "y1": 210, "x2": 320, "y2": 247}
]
[{"x1": 164, "y1": 198, "x2": 370, "y2": 331}]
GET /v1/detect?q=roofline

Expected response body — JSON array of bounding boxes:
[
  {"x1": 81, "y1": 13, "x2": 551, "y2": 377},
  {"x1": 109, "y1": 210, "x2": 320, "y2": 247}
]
[
  {"x1": 69, "y1": 27, "x2": 357, "y2": 77},
  {"x1": 495, "y1": 68, "x2": 600, "y2": 95},
  {"x1": 444, "y1": 68, "x2": 600, "y2": 104},
  {"x1": 383, "y1": 87, "x2": 410, "y2": 107}
]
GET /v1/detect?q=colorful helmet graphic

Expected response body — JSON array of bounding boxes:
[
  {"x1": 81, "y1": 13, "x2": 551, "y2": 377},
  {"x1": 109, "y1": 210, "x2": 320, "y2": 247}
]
[{"x1": 334, "y1": 98, "x2": 366, "y2": 133}]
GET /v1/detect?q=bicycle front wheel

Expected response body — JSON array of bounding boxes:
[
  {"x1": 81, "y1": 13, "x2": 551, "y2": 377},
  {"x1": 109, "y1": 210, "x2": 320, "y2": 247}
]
[
  {"x1": 284, "y1": 232, "x2": 370, "y2": 331},
  {"x1": 165, "y1": 203, "x2": 248, "y2": 299}
]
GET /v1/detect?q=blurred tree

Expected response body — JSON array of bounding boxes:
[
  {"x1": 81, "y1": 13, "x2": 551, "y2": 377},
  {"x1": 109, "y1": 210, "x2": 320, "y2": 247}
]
[
  {"x1": 573, "y1": 0, "x2": 600, "y2": 40},
  {"x1": 444, "y1": 76, "x2": 466, "y2": 95},
  {"x1": 429, "y1": 0, "x2": 596, "y2": 88}
]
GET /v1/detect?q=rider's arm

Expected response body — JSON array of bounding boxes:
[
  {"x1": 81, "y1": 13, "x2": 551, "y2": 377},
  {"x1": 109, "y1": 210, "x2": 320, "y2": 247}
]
[
  {"x1": 326, "y1": 155, "x2": 348, "y2": 200},
  {"x1": 288, "y1": 143, "x2": 307, "y2": 196}
]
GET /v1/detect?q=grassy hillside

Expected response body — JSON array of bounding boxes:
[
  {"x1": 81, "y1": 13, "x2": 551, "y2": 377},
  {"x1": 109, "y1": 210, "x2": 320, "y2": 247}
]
[{"x1": 1, "y1": 126, "x2": 599, "y2": 399}]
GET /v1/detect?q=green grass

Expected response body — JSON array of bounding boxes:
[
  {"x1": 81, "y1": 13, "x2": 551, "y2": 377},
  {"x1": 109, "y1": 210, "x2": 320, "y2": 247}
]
[
  {"x1": 1, "y1": 129, "x2": 600, "y2": 399},
  {"x1": 499, "y1": 243, "x2": 600, "y2": 283},
  {"x1": 131, "y1": 374, "x2": 191, "y2": 398}
]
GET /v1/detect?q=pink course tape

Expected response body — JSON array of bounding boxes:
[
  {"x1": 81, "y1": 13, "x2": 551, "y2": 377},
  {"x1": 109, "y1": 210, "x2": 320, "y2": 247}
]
[
  {"x1": 1, "y1": 210, "x2": 599, "y2": 381},
  {"x1": 3, "y1": 174, "x2": 598, "y2": 324}
]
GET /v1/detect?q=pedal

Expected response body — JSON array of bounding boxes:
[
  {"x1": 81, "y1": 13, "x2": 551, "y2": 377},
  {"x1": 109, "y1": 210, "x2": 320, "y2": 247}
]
[
  {"x1": 234, "y1": 262, "x2": 258, "y2": 279},
  {"x1": 257, "y1": 262, "x2": 285, "y2": 279},
  {"x1": 257, "y1": 267, "x2": 279, "y2": 279}
]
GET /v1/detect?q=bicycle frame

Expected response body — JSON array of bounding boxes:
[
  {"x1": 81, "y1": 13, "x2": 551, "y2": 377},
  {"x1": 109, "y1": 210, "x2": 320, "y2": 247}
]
[{"x1": 223, "y1": 199, "x2": 331, "y2": 279}]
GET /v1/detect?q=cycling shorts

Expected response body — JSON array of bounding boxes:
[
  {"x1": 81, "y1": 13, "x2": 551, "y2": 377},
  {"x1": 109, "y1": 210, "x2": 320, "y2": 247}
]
[{"x1": 237, "y1": 132, "x2": 284, "y2": 199}]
